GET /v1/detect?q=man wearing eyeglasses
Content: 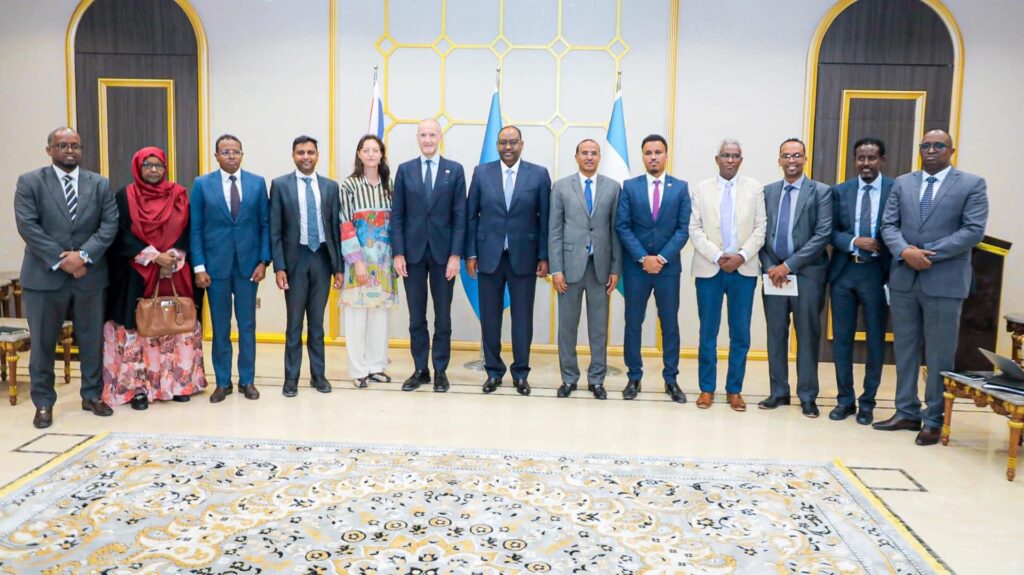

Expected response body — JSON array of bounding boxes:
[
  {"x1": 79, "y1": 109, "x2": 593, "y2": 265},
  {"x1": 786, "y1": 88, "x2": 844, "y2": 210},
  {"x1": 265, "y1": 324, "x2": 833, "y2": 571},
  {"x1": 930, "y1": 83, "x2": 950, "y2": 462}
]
[
  {"x1": 190, "y1": 134, "x2": 271, "y2": 404},
  {"x1": 758, "y1": 138, "x2": 833, "y2": 418},
  {"x1": 466, "y1": 125, "x2": 551, "y2": 396},
  {"x1": 876, "y1": 129, "x2": 988, "y2": 446},
  {"x1": 15, "y1": 127, "x2": 118, "y2": 428}
]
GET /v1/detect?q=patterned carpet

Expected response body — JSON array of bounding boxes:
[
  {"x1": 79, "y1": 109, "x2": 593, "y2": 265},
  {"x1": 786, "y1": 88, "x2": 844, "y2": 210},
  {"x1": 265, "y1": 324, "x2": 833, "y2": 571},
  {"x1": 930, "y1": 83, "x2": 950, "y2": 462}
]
[{"x1": 0, "y1": 433, "x2": 943, "y2": 574}]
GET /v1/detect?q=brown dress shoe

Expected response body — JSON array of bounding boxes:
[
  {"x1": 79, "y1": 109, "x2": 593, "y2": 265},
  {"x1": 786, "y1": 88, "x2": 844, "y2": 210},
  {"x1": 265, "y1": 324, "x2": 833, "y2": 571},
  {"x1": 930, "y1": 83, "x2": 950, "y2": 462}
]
[
  {"x1": 81, "y1": 398, "x2": 113, "y2": 416},
  {"x1": 915, "y1": 426, "x2": 941, "y2": 446},
  {"x1": 727, "y1": 393, "x2": 747, "y2": 412},
  {"x1": 696, "y1": 392, "x2": 714, "y2": 409},
  {"x1": 871, "y1": 415, "x2": 922, "y2": 432},
  {"x1": 209, "y1": 385, "x2": 233, "y2": 403},
  {"x1": 33, "y1": 407, "x2": 53, "y2": 429},
  {"x1": 239, "y1": 384, "x2": 260, "y2": 400}
]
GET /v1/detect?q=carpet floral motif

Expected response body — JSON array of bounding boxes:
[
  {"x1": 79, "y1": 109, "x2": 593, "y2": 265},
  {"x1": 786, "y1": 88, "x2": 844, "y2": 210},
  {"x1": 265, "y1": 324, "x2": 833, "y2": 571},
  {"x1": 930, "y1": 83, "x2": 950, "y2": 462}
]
[{"x1": 0, "y1": 433, "x2": 940, "y2": 574}]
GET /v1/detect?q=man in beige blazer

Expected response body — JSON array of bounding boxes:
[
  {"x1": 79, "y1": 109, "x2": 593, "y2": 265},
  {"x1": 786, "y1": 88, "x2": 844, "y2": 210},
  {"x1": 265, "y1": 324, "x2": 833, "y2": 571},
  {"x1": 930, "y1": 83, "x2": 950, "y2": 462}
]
[{"x1": 688, "y1": 139, "x2": 766, "y2": 411}]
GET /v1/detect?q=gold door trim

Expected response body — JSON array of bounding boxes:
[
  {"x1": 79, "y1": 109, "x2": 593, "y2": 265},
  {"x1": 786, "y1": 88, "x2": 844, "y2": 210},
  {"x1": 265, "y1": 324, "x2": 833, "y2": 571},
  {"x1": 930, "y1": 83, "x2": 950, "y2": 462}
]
[{"x1": 96, "y1": 78, "x2": 177, "y2": 182}]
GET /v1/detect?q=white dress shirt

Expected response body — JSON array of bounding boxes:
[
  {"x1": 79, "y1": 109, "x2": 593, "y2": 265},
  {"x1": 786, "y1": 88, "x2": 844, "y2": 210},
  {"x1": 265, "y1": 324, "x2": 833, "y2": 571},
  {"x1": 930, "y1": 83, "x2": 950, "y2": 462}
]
[
  {"x1": 501, "y1": 159, "x2": 521, "y2": 194},
  {"x1": 578, "y1": 172, "x2": 597, "y2": 210},
  {"x1": 295, "y1": 170, "x2": 326, "y2": 247},
  {"x1": 776, "y1": 175, "x2": 805, "y2": 260},
  {"x1": 51, "y1": 165, "x2": 82, "y2": 269},
  {"x1": 850, "y1": 174, "x2": 882, "y2": 256},
  {"x1": 644, "y1": 172, "x2": 669, "y2": 264},
  {"x1": 712, "y1": 175, "x2": 749, "y2": 264},
  {"x1": 221, "y1": 168, "x2": 242, "y2": 208},
  {"x1": 420, "y1": 154, "x2": 439, "y2": 189},
  {"x1": 919, "y1": 165, "x2": 952, "y2": 201}
]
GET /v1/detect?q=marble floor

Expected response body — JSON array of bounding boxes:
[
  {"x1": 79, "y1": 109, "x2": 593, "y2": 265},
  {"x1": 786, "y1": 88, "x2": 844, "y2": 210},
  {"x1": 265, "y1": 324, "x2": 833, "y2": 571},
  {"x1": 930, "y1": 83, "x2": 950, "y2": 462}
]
[{"x1": 1, "y1": 344, "x2": 1021, "y2": 574}]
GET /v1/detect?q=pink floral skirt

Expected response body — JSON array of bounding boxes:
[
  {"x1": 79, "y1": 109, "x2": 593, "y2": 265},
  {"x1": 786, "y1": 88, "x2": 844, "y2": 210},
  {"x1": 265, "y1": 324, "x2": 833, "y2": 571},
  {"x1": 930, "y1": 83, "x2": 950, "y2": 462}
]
[{"x1": 101, "y1": 320, "x2": 207, "y2": 406}]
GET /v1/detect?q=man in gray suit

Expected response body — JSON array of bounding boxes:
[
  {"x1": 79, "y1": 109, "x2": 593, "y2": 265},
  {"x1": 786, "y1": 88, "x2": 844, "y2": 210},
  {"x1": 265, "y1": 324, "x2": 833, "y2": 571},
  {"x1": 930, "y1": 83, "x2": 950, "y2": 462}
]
[
  {"x1": 758, "y1": 137, "x2": 832, "y2": 418},
  {"x1": 876, "y1": 129, "x2": 988, "y2": 445},
  {"x1": 270, "y1": 135, "x2": 343, "y2": 398},
  {"x1": 549, "y1": 139, "x2": 621, "y2": 399},
  {"x1": 14, "y1": 127, "x2": 118, "y2": 428}
]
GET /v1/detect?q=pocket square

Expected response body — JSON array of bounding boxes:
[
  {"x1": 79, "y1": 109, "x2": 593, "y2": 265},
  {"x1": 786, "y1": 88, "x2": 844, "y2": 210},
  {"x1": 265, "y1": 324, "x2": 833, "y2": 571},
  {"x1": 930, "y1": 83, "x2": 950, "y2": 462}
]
[{"x1": 444, "y1": 169, "x2": 450, "y2": 174}]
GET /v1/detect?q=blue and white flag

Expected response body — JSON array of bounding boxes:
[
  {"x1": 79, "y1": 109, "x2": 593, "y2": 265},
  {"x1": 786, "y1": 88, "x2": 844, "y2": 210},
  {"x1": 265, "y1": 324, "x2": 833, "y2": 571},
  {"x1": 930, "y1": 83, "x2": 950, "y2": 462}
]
[
  {"x1": 599, "y1": 88, "x2": 630, "y2": 295},
  {"x1": 368, "y1": 74, "x2": 384, "y2": 138}
]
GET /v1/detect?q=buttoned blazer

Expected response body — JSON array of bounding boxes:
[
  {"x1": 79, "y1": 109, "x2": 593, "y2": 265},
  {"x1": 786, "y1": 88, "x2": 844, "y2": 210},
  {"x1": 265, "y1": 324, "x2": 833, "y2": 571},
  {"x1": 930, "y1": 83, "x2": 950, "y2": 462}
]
[
  {"x1": 269, "y1": 173, "x2": 342, "y2": 275},
  {"x1": 189, "y1": 169, "x2": 271, "y2": 280},
  {"x1": 688, "y1": 175, "x2": 766, "y2": 278},
  {"x1": 827, "y1": 176, "x2": 893, "y2": 283},
  {"x1": 879, "y1": 168, "x2": 988, "y2": 298},
  {"x1": 14, "y1": 166, "x2": 118, "y2": 291},
  {"x1": 391, "y1": 156, "x2": 467, "y2": 265},
  {"x1": 759, "y1": 177, "x2": 833, "y2": 283},
  {"x1": 548, "y1": 173, "x2": 622, "y2": 284},
  {"x1": 615, "y1": 174, "x2": 690, "y2": 274}
]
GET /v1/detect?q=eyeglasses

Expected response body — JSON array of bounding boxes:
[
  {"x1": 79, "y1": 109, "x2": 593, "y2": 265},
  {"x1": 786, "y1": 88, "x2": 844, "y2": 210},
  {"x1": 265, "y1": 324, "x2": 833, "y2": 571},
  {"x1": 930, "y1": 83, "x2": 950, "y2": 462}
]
[
  {"x1": 578, "y1": 151, "x2": 600, "y2": 157},
  {"x1": 498, "y1": 139, "x2": 521, "y2": 147},
  {"x1": 52, "y1": 143, "x2": 82, "y2": 152},
  {"x1": 218, "y1": 150, "x2": 243, "y2": 157},
  {"x1": 918, "y1": 142, "x2": 949, "y2": 151},
  {"x1": 780, "y1": 153, "x2": 804, "y2": 160},
  {"x1": 718, "y1": 153, "x2": 742, "y2": 160},
  {"x1": 141, "y1": 162, "x2": 165, "y2": 171}
]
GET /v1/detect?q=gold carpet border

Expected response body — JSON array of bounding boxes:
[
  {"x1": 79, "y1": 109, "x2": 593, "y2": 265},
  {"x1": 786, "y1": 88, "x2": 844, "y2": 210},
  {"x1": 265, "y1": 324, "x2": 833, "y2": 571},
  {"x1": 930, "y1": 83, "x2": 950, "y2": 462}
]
[{"x1": 0, "y1": 431, "x2": 109, "y2": 499}]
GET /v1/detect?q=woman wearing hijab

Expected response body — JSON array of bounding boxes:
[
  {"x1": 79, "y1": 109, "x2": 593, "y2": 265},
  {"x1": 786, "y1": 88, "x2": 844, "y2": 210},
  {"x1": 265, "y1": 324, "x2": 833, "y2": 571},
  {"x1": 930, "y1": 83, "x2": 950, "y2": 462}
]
[{"x1": 102, "y1": 147, "x2": 206, "y2": 409}]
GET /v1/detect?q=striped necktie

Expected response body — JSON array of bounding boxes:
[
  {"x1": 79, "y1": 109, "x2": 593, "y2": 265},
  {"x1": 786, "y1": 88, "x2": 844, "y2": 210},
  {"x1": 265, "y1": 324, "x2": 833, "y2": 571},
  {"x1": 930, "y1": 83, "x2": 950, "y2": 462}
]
[
  {"x1": 63, "y1": 175, "x2": 78, "y2": 222},
  {"x1": 920, "y1": 176, "x2": 937, "y2": 221}
]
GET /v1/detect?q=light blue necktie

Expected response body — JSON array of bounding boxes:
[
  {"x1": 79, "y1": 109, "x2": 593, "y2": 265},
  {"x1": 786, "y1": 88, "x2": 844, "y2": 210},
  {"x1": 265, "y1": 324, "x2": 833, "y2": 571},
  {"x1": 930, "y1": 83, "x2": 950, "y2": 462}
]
[
  {"x1": 584, "y1": 178, "x2": 594, "y2": 254},
  {"x1": 424, "y1": 159, "x2": 433, "y2": 203},
  {"x1": 920, "y1": 176, "x2": 937, "y2": 222},
  {"x1": 303, "y1": 177, "x2": 319, "y2": 251},
  {"x1": 774, "y1": 184, "x2": 795, "y2": 260},
  {"x1": 504, "y1": 168, "x2": 514, "y2": 249},
  {"x1": 720, "y1": 181, "x2": 733, "y2": 252}
]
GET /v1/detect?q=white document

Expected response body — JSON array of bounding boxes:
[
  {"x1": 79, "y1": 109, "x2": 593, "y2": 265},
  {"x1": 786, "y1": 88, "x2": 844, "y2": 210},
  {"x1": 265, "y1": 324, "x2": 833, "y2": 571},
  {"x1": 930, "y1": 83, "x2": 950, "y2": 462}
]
[
  {"x1": 762, "y1": 274, "x2": 799, "y2": 296},
  {"x1": 884, "y1": 284, "x2": 891, "y2": 306}
]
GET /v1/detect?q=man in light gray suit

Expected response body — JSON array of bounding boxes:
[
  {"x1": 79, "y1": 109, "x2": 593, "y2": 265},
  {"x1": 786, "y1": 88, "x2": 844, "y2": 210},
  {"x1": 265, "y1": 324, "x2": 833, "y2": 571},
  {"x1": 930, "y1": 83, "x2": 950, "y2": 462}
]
[
  {"x1": 14, "y1": 127, "x2": 118, "y2": 428},
  {"x1": 758, "y1": 138, "x2": 832, "y2": 418},
  {"x1": 549, "y1": 139, "x2": 622, "y2": 399},
  {"x1": 875, "y1": 129, "x2": 988, "y2": 445}
]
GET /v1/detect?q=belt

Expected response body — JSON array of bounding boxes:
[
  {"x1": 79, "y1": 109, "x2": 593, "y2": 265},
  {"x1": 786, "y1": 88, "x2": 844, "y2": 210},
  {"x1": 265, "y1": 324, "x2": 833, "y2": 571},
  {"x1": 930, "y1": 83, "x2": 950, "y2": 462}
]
[{"x1": 850, "y1": 254, "x2": 878, "y2": 264}]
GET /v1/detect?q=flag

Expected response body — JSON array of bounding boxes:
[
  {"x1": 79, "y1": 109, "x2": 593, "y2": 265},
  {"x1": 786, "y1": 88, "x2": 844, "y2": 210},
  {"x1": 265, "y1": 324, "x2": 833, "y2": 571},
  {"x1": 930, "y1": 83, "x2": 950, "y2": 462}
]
[
  {"x1": 460, "y1": 86, "x2": 511, "y2": 318},
  {"x1": 599, "y1": 88, "x2": 630, "y2": 295},
  {"x1": 368, "y1": 73, "x2": 384, "y2": 138}
]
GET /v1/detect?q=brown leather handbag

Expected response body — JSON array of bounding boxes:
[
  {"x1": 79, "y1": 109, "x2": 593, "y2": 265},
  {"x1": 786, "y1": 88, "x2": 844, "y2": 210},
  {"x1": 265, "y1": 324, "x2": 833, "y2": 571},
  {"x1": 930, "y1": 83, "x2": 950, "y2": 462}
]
[{"x1": 135, "y1": 276, "x2": 197, "y2": 337}]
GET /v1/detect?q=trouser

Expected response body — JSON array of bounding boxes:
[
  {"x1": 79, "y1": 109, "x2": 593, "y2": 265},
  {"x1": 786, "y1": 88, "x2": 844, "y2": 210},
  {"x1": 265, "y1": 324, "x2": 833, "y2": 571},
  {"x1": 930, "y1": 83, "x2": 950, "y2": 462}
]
[
  {"x1": 695, "y1": 270, "x2": 756, "y2": 394},
  {"x1": 623, "y1": 265, "x2": 680, "y2": 384},
  {"x1": 557, "y1": 258, "x2": 610, "y2": 387},
  {"x1": 404, "y1": 253, "x2": 455, "y2": 372},
  {"x1": 344, "y1": 307, "x2": 390, "y2": 379},
  {"x1": 206, "y1": 262, "x2": 259, "y2": 387},
  {"x1": 478, "y1": 252, "x2": 537, "y2": 380},
  {"x1": 763, "y1": 275, "x2": 825, "y2": 402},
  {"x1": 283, "y1": 246, "x2": 332, "y2": 380},
  {"x1": 830, "y1": 260, "x2": 887, "y2": 411}
]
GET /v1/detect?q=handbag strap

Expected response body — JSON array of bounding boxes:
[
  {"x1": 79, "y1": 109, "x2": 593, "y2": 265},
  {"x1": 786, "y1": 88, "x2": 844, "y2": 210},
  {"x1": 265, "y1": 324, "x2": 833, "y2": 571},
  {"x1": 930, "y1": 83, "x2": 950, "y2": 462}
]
[{"x1": 150, "y1": 275, "x2": 179, "y2": 301}]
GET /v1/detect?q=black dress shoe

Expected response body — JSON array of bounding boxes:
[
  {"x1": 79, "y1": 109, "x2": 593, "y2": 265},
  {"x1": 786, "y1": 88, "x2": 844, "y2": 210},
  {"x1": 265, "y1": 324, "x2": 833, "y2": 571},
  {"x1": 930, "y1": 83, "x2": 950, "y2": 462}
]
[
  {"x1": 828, "y1": 404, "x2": 855, "y2": 421},
  {"x1": 33, "y1": 407, "x2": 52, "y2": 429},
  {"x1": 282, "y1": 379, "x2": 299, "y2": 397},
  {"x1": 482, "y1": 377, "x2": 502, "y2": 394},
  {"x1": 665, "y1": 383, "x2": 687, "y2": 404},
  {"x1": 172, "y1": 395, "x2": 190, "y2": 402},
  {"x1": 210, "y1": 385, "x2": 232, "y2": 403},
  {"x1": 872, "y1": 415, "x2": 922, "y2": 431},
  {"x1": 757, "y1": 395, "x2": 791, "y2": 410},
  {"x1": 130, "y1": 394, "x2": 149, "y2": 411},
  {"x1": 590, "y1": 384, "x2": 607, "y2": 400},
  {"x1": 622, "y1": 380, "x2": 641, "y2": 400},
  {"x1": 915, "y1": 426, "x2": 941, "y2": 446},
  {"x1": 856, "y1": 410, "x2": 874, "y2": 425},
  {"x1": 514, "y1": 379, "x2": 531, "y2": 396},
  {"x1": 81, "y1": 398, "x2": 113, "y2": 416},
  {"x1": 402, "y1": 369, "x2": 431, "y2": 391},
  {"x1": 557, "y1": 383, "x2": 574, "y2": 398},
  {"x1": 433, "y1": 372, "x2": 450, "y2": 392},
  {"x1": 239, "y1": 384, "x2": 260, "y2": 400},
  {"x1": 311, "y1": 376, "x2": 332, "y2": 393},
  {"x1": 801, "y1": 401, "x2": 820, "y2": 418}
]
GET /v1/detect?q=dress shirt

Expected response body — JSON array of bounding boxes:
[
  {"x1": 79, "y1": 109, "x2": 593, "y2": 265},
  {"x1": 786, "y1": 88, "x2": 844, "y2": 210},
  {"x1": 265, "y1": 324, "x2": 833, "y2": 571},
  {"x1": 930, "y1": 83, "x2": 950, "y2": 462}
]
[
  {"x1": 420, "y1": 154, "x2": 439, "y2": 189},
  {"x1": 850, "y1": 174, "x2": 882, "y2": 256},
  {"x1": 712, "y1": 175, "x2": 748, "y2": 265},
  {"x1": 578, "y1": 172, "x2": 598, "y2": 211},
  {"x1": 221, "y1": 168, "x2": 243, "y2": 207},
  {"x1": 51, "y1": 165, "x2": 82, "y2": 270},
  {"x1": 501, "y1": 159, "x2": 522, "y2": 194},
  {"x1": 295, "y1": 170, "x2": 326, "y2": 247},
  {"x1": 919, "y1": 165, "x2": 952, "y2": 202},
  {"x1": 643, "y1": 172, "x2": 669, "y2": 264},
  {"x1": 777, "y1": 175, "x2": 805, "y2": 261}
]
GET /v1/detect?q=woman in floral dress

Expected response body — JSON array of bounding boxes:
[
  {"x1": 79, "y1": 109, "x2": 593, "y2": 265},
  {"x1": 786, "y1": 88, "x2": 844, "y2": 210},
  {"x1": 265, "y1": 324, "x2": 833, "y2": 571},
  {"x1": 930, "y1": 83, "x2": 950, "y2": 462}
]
[{"x1": 339, "y1": 134, "x2": 397, "y2": 388}]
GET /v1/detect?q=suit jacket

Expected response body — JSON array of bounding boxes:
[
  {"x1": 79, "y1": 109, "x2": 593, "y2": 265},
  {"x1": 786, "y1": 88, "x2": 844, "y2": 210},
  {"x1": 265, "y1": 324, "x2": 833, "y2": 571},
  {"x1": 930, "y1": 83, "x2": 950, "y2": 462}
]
[
  {"x1": 880, "y1": 168, "x2": 988, "y2": 299},
  {"x1": 615, "y1": 174, "x2": 690, "y2": 274},
  {"x1": 391, "y1": 156, "x2": 467, "y2": 265},
  {"x1": 760, "y1": 177, "x2": 833, "y2": 283},
  {"x1": 190, "y1": 169, "x2": 271, "y2": 280},
  {"x1": 269, "y1": 172, "x2": 342, "y2": 275},
  {"x1": 548, "y1": 173, "x2": 622, "y2": 284},
  {"x1": 688, "y1": 175, "x2": 766, "y2": 278},
  {"x1": 14, "y1": 166, "x2": 118, "y2": 291},
  {"x1": 466, "y1": 159, "x2": 551, "y2": 275},
  {"x1": 828, "y1": 175, "x2": 893, "y2": 283}
]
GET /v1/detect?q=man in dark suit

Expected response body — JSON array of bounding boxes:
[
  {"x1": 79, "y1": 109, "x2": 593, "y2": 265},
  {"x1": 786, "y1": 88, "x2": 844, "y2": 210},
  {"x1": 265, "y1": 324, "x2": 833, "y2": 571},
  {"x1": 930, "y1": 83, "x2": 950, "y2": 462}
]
[
  {"x1": 616, "y1": 134, "x2": 690, "y2": 403},
  {"x1": 191, "y1": 134, "x2": 271, "y2": 403},
  {"x1": 758, "y1": 138, "x2": 832, "y2": 418},
  {"x1": 393, "y1": 119, "x2": 467, "y2": 393},
  {"x1": 876, "y1": 129, "x2": 988, "y2": 445},
  {"x1": 270, "y1": 135, "x2": 343, "y2": 398},
  {"x1": 827, "y1": 137, "x2": 893, "y2": 425},
  {"x1": 14, "y1": 127, "x2": 118, "y2": 428},
  {"x1": 549, "y1": 139, "x2": 621, "y2": 400},
  {"x1": 466, "y1": 125, "x2": 551, "y2": 396}
]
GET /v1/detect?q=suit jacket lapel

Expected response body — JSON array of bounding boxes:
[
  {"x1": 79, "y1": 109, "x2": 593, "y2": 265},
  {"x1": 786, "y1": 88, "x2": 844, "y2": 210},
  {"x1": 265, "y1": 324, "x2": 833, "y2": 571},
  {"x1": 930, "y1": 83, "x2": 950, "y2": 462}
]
[
  {"x1": 907, "y1": 172, "x2": 922, "y2": 225},
  {"x1": 792, "y1": 179, "x2": 814, "y2": 228},
  {"x1": 215, "y1": 172, "x2": 234, "y2": 221},
  {"x1": 570, "y1": 176, "x2": 590, "y2": 219},
  {"x1": 45, "y1": 168, "x2": 74, "y2": 223},
  {"x1": 508, "y1": 163, "x2": 528, "y2": 212},
  {"x1": 765, "y1": 183, "x2": 780, "y2": 245},
  {"x1": 639, "y1": 178, "x2": 654, "y2": 224},
  {"x1": 922, "y1": 169, "x2": 957, "y2": 225},
  {"x1": 875, "y1": 178, "x2": 892, "y2": 230},
  {"x1": 427, "y1": 157, "x2": 446, "y2": 211},
  {"x1": 75, "y1": 172, "x2": 94, "y2": 226},
  {"x1": 491, "y1": 162, "x2": 508, "y2": 215}
]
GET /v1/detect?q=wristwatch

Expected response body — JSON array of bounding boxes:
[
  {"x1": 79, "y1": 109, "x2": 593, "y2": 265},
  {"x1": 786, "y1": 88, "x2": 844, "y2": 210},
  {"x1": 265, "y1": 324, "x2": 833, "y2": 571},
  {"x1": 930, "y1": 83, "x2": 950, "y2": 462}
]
[{"x1": 79, "y1": 250, "x2": 91, "y2": 264}]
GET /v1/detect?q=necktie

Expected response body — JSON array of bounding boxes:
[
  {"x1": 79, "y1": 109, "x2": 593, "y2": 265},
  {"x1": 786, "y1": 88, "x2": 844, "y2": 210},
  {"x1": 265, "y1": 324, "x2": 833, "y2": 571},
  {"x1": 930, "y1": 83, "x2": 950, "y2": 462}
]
[
  {"x1": 651, "y1": 179, "x2": 661, "y2": 220},
  {"x1": 303, "y1": 176, "x2": 319, "y2": 251},
  {"x1": 920, "y1": 176, "x2": 937, "y2": 221},
  {"x1": 720, "y1": 181, "x2": 734, "y2": 252},
  {"x1": 858, "y1": 184, "x2": 873, "y2": 239},
  {"x1": 62, "y1": 175, "x2": 77, "y2": 222},
  {"x1": 584, "y1": 178, "x2": 594, "y2": 254},
  {"x1": 424, "y1": 159, "x2": 434, "y2": 203},
  {"x1": 229, "y1": 175, "x2": 240, "y2": 220},
  {"x1": 504, "y1": 169, "x2": 514, "y2": 249},
  {"x1": 774, "y1": 184, "x2": 796, "y2": 260}
]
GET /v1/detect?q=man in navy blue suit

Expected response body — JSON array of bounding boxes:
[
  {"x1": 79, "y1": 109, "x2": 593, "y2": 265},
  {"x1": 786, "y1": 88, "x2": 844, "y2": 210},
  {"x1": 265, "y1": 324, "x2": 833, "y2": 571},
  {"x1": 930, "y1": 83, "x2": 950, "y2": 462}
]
[
  {"x1": 827, "y1": 138, "x2": 893, "y2": 425},
  {"x1": 615, "y1": 134, "x2": 690, "y2": 403},
  {"x1": 466, "y1": 125, "x2": 551, "y2": 396},
  {"x1": 393, "y1": 119, "x2": 467, "y2": 393},
  {"x1": 191, "y1": 134, "x2": 271, "y2": 403}
]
